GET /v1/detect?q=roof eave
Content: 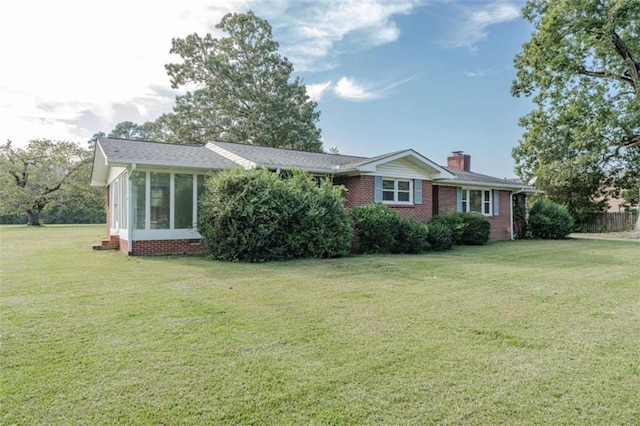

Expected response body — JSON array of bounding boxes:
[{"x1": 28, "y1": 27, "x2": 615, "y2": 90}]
[{"x1": 435, "y1": 178, "x2": 541, "y2": 192}]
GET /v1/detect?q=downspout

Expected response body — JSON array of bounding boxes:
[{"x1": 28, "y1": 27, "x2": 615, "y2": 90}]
[{"x1": 127, "y1": 163, "x2": 136, "y2": 255}]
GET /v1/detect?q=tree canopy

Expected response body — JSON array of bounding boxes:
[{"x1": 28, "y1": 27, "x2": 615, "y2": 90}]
[
  {"x1": 0, "y1": 140, "x2": 90, "y2": 225},
  {"x1": 107, "y1": 11, "x2": 323, "y2": 152},
  {"x1": 511, "y1": 0, "x2": 640, "y2": 218}
]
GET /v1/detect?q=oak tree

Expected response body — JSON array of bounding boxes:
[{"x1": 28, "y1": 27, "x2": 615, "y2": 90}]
[
  {"x1": 163, "y1": 11, "x2": 323, "y2": 151},
  {"x1": 511, "y1": 0, "x2": 640, "y2": 219},
  {"x1": 0, "y1": 140, "x2": 87, "y2": 225}
]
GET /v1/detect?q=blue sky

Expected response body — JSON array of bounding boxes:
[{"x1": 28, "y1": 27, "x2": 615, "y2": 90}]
[{"x1": 0, "y1": 0, "x2": 533, "y2": 178}]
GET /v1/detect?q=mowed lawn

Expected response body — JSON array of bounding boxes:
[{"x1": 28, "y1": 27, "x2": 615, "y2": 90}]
[{"x1": 1, "y1": 225, "x2": 639, "y2": 424}]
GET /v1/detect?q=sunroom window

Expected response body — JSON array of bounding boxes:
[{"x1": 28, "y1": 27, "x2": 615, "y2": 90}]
[{"x1": 130, "y1": 172, "x2": 207, "y2": 232}]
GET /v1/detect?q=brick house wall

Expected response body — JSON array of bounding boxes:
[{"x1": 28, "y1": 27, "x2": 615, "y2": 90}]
[
  {"x1": 335, "y1": 175, "x2": 433, "y2": 223},
  {"x1": 434, "y1": 186, "x2": 512, "y2": 241},
  {"x1": 435, "y1": 185, "x2": 457, "y2": 215},
  {"x1": 488, "y1": 190, "x2": 511, "y2": 240},
  {"x1": 334, "y1": 175, "x2": 375, "y2": 208},
  {"x1": 130, "y1": 239, "x2": 204, "y2": 256}
]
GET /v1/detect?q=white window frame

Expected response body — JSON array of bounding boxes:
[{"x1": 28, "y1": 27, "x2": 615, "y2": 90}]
[
  {"x1": 382, "y1": 178, "x2": 413, "y2": 205},
  {"x1": 461, "y1": 188, "x2": 492, "y2": 216}
]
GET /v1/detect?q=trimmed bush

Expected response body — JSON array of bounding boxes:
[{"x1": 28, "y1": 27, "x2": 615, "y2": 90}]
[
  {"x1": 351, "y1": 204, "x2": 402, "y2": 254},
  {"x1": 528, "y1": 199, "x2": 575, "y2": 239},
  {"x1": 429, "y1": 212, "x2": 490, "y2": 245},
  {"x1": 393, "y1": 218, "x2": 428, "y2": 254},
  {"x1": 428, "y1": 212, "x2": 465, "y2": 244},
  {"x1": 426, "y1": 221, "x2": 454, "y2": 251},
  {"x1": 197, "y1": 168, "x2": 352, "y2": 262},
  {"x1": 351, "y1": 204, "x2": 428, "y2": 254},
  {"x1": 459, "y1": 213, "x2": 491, "y2": 245}
]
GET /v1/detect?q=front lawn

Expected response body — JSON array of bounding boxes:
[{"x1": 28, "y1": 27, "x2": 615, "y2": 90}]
[{"x1": 1, "y1": 225, "x2": 638, "y2": 424}]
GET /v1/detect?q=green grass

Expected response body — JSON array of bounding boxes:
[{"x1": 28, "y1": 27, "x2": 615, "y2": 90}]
[{"x1": 1, "y1": 225, "x2": 639, "y2": 424}]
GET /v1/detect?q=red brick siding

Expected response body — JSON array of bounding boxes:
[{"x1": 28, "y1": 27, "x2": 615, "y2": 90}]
[
  {"x1": 335, "y1": 176, "x2": 433, "y2": 223},
  {"x1": 434, "y1": 186, "x2": 512, "y2": 241},
  {"x1": 488, "y1": 190, "x2": 512, "y2": 241},
  {"x1": 334, "y1": 175, "x2": 375, "y2": 208},
  {"x1": 436, "y1": 185, "x2": 458, "y2": 215},
  {"x1": 130, "y1": 239, "x2": 204, "y2": 256}
]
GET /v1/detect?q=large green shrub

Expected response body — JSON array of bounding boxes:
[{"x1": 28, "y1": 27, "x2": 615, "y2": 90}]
[
  {"x1": 351, "y1": 204, "x2": 428, "y2": 254},
  {"x1": 428, "y1": 212, "x2": 464, "y2": 244},
  {"x1": 197, "y1": 168, "x2": 352, "y2": 262},
  {"x1": 428, "y1": 212, "x2": 490, "y2": 245},
  {"x1": 459, "y1": 213, "x2": 491, "y2": 245},
  {"x1": 426, "y1": 221, "x2": 454, "y2": 251},
  {"x1": 351, "y1": 204, "x2": 402, "y2": 254},
  {"x1": 393, "y1": 218, "x2": 429, "y2": 254},
  {"x1": 528, "y1": 199, "x2": 575, "y2": 239}
]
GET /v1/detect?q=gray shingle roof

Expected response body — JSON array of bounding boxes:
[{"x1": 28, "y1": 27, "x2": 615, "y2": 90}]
[
  {"x1": 95, "y1": 138, "x2": 533, "y2": 190},
  {"x1": 212, "y1": 141, "x2": 368, "y2": 171},
  {"x1": 99, "y1": 138, "x2": 236, "y2": 169},
  {"x1": 441, "y1": 166, "x2": 528, "y2": 188}
]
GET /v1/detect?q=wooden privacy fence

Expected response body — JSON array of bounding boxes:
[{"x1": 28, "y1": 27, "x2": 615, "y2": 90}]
[{"x1": 581, "y1": 211, "x2": 639, "y2": 232}]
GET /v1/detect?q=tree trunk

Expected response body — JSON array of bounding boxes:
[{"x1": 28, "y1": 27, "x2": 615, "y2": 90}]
[{"x1": 27, "y1": 211, "x2": 41, "y2": 226}]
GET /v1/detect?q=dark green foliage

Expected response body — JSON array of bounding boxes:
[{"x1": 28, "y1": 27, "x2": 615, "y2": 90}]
[
  {"x1": 0, "y1": 214, "x2": 27, "y2": 224},
  {"x1": 428, "y1": 213, "x2": 465, "y2": 244},
  {"x1": 513, "y1": 193, "x2": 528, "y2": 239},
  {"x1": 459, "y1": 213, "x2": 491, "y2": 245},
  {"x1": 351, "y1": 204, "x2": 428, "y2": 254},
  {"x1": 351, "y1": 204, "x2": 402, "y2": 254},
  {"x1": 393, "y1": 218, "x2": 428, "y2": 254},
  {"x1": 426, "y1": 221, "x2": 454, "y2": 251},
  {"x1": 528, "y1": 199, "x2": 575, "y2": 239},
  {"x1": 428, "y1": 212, "x2": 490, "y2": 245},
  {"x1": 197, "y1": 168, "x2": 352, "y2": 262}
]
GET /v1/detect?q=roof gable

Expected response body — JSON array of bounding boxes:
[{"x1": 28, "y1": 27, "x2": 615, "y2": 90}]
[{"x1": 348, "y1": 150, "x2": 455, "y2": 179}]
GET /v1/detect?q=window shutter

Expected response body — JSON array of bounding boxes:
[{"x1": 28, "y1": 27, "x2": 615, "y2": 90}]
[
  {"x1": 374, "y1": 176, "x2": 383, "y2": 203},
  {"x1": 414, "y1": 179, "x2": 422, "y2": 205},
  {"x1": 456, "y1": 187, "x2": 463, "y2": 212},
  {"x1": 493, "y1": 189, "x2": 500, "y2": 216}
]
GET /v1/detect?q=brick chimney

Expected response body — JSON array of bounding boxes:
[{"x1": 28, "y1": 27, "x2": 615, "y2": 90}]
[{"x1": 447, "y1": 151, "x2": 471, "y2": 171}]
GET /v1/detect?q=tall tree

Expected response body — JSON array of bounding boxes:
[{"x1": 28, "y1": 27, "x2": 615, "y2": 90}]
[
  {"x1": 164, "y1": 11, "x2": 323, "y2": 151},
  {"x1": 511, "y1": 0, "x2": 640, "y2": 218},
  {"x1": 0, "y1": 140, "x2": 87, "y2": 225}
]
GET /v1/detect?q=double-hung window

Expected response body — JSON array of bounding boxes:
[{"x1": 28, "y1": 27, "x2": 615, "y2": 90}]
[
  {"x1": 382, "y1": 178, "x2": 412, "y2": 204},
  {"x1": 461, "y1": 188, "x2": 492, "y2": 215}
]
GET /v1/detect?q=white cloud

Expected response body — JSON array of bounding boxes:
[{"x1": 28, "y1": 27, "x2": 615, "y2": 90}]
[
  {"x1": 334, "y1": 78, "x2": 379, "y2": 101},
  {"x1": 445, "y1": 1, "x2": 521, "y2": 50},
  {"x1": 305, "y1": 81, "x2": 332, "y2": 102},
  {"x1": 0, "y1": 0, "x2": 245, "y2": 145},
  {"x1": 464, "y1": 69, "x2": 492, "y2": 78},
  {"x1": 278, "y1": 0, "x2": 422, "y2": 71},
  {"x1": 333, "y1": 76, "x2": 413, "y2": 102},
  {"x1": 0, "y1": 0, "x2": 422, "y2": 145}
]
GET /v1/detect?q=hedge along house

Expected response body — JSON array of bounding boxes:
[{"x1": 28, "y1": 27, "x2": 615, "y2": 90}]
[{"x1": 91, "y1": 138, "x2": 538, "y2": 255}]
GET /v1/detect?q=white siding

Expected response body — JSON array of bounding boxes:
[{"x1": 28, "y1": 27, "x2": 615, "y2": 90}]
[
  {"x1": 107, "y1": 167, "x2": 127, "y2": 185},
  {"x1": 375, "y1": 158, "x2": 434, "y2": 179}
]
